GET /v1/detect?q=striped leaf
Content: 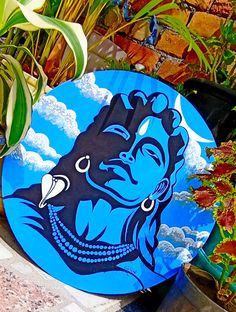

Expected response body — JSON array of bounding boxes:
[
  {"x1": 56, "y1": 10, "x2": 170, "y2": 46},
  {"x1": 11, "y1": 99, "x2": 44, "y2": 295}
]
[
  {"x1": 0, "y1": 54, "x2": 32, "y2": 156},
  {"x1": 0, "y1": 45, "x2": 47, "y2": 156},
  {"x1": 17, "y1": 2, "x2": 87, "y2": 79},
  {"x1": 0, "y1": 75, "x2": 10, "y2": 127},
  {"x1": 0, "y1": 0, "x2": 46, "y2": 29},
  {"x1": 18, "y1": 0, "x2": 46, "y2": 11},
  {"x1": 0, "y1": 0, "x2": 87, "y2": 79},
  {"x1": 0, "y1": 0, "x2": 18, "y2": 25},
  {"x1": 0, "y1": 10, "x2": 34, "y2": 36},
  {"x1": 1, "y1": 44, "x2": 47, "y2": 103}
]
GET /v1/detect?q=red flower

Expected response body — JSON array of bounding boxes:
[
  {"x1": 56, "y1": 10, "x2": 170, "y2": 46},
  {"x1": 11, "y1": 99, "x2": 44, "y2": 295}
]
[{"x1": 192, "y1": 186, "x2": 217, "y2": 208}]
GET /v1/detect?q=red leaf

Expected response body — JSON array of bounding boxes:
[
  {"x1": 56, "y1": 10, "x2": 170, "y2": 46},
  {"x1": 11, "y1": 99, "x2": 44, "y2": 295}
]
[
  {"x1": 190, "y1": 173, "x2": 212, "y2": 181},
  {"x1": 214, "y1": 240, "x2": 236, "y2": 259},
  {"x1": 216, "y1": 209, "x2": 236, "y2": 233},
  {"x1": 213, "y1": 163, "x2": 236, "y2": 177},
  {"x1": 206, "y1": 141, "x2": 235, "y2": 159},
  {"x1": 210, "y1": 254, "x2": 236, "y2": 265},
  {"x1": 214, "y1": 180, "x2": 233, "y2": 195},
  {"x1": 192, "y1": 186, "x2": 217, "y2": 208},
  {"x1": 210, "y1": 254, "x2": 224, "y2": 264},
  {"x1": 223, "y1": 198, "x2": 235, "y2": 210}
]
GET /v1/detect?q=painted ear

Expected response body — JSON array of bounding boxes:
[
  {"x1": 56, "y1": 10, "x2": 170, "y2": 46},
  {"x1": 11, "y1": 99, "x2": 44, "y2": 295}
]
[{"x1": 150, "y1": 178, "x2": 169, "y2": 201}]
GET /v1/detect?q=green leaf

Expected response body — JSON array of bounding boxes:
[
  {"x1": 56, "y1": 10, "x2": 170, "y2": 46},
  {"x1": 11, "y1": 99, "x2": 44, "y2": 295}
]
[
  {"x1": 0, "y1": 0, "x2": 18, "y2": 26},
  {"x1": 0, "y1": 0, "x2": 46, "y2": 31},
  {"x1": 1, "y1": 44, "x2": 48, "y2": 103},
  {"x1": 222, "y1": 79, "x2": 231, "y2": 87},
  {"x1": 205, "y1": 37, "x2": 221, "y2": 47},
  {"x1": 217, "y1": 68, "x2": 228, "y2": 83},
  {"x1": 226, "y1": 32, "x2": 236, "y2": 44},
  {"x1": 17, "y1": 2, "x2": 87, "y2": 79},
  {"x1": 0, "y1": 9, "x2": 32, "y2": 36},
  {"x1": 223, "y1": 49, "x2": 235, "y2": 65},
  {"x1": 221, "y1": 19, "x2": 234, "y2": 39},
  {"x1": 0, "y1": 0, "x2": 88, "y2": 78},
  {"x1": 0, "y1": 74, "x2": 10, "y2": 126},
  {"x1": 46, "y1": 0, "x2": 61, "y2": 17},
  {"x1": 0, "y1": 54, "x2": 32, "y2": 156},
  {"x1": 159, "y1": 15, "x2": 211, "y2": 70},
  {"x1": 18, "y1": 0, "x2": 46, "y2": 11},
  {"x1": 230, "y1": 128, "x2": 236, "y2": 137},
  {"x1": 221, "y1": 19, "x2": 236, "y2": 44},
  {"x1": 90, "y1": 0, "x2": 110, "y2": 14}
]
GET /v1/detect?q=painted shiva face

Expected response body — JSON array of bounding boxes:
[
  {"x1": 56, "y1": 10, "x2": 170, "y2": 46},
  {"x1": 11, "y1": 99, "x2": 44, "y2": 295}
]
[
  {"x1": 38, "y1": 91, "x2": 185, "y2": 213},
  {"x1": 85, "y1": 116, "x2": 170, "y2": 206}
]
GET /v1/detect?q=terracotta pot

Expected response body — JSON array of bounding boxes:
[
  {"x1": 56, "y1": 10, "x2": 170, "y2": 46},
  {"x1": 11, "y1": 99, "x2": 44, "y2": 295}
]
[{"x1": 156, "y1": 264, "x2": 227, "y2": 312}]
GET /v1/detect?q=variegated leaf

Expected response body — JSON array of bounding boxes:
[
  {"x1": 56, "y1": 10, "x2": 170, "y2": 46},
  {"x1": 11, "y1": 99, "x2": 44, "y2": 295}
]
[
  {"x1": 1, "y1": 44, "x2": 48, "y2": 103},
  {"x1": 18, "y1": 0, "x2": 46, "y2": 11},
  {"x1": 0, "y1": 54, "x2": 32, "y2": 156},
  {"x1": 17, "y1": 2, "x2": 87, "y2": 79},
  {"x1": 0, "y1": 0, "x2": 88, "y2": 79}
]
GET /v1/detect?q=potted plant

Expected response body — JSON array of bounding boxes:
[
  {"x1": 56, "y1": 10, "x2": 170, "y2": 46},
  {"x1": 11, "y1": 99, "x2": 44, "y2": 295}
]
[
  {"x1": 157, "y1": 141, "x2": 236, "y2": 312},
  {"x1": 182, "y1": 16, "x2": 236, "y2": 143},
  {"x1": 0, "y1": 0, "x2": 88, "y2": 215},
  {"x1": 0, "y1": 0, "x2": 87, "y2": 157},
  {"x1": 190, "y1": 141, "x2": 236, "y2": 310}
]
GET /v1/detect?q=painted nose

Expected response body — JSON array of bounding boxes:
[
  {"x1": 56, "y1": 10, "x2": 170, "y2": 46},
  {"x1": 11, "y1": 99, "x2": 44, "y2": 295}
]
[{"x1": 119, "y1": 151, "x2": 135, "y2": 163}]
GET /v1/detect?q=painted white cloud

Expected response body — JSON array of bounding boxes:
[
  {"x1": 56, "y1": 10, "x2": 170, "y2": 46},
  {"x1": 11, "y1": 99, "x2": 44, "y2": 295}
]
[
  {"x1": 172, "y1": 191, "x2": 192, "y2": 202},
  {"x1": 184, "y1": 138, "x2": 209, "y2": 174},
  {"x1": 157, "y1": 241, "x2": 193, "y2": 264},
  {"x1": 174, "y1": 95, "x2": 213, "y2": 174},
  {"x1": 181, "y1": 226, "x2": 199, "y2": 237},
  {"x1": 158, "y1": 224, "x2": 209, "y2": 250},
  {"x1": 24, "y1": 128, "x2": 61, "y2": 159},
  {"x1": 73, "y1": 72, "x2": 113, "y2": 106},
  {"x1": 34, "y1": 95, "x2": 80, "y2": 138},
  {"x1": 181, "y1": 226, "x2": 209, "y2": 241},
  {"x1": 13, "y1": 144, "x2": 56, "y2": 172}
]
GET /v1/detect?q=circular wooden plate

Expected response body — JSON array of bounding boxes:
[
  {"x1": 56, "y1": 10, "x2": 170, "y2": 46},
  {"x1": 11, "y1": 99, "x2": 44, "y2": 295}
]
[{"x1": 2, "y1": 70, "x2": 216, "y2": 295}]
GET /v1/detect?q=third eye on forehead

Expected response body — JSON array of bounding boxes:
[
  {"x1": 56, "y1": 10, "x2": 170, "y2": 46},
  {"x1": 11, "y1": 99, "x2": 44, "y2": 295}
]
[{"x1": 138, "y1": 119, "x2": 150, "y2": 136}]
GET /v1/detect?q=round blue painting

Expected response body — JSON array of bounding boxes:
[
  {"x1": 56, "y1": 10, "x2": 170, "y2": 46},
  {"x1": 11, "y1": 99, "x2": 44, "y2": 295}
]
[{"x1": 3, "y1": 70, "x2": 216, "y2": 295}]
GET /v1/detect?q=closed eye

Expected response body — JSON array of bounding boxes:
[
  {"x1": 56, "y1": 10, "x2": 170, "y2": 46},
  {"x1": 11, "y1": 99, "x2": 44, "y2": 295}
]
[
  {"x1": 103, "y1": 124, "x2": 130, "y2": 141},
  {"x1": 142, "y1": 146, "x2": 161, "y2": 166}
]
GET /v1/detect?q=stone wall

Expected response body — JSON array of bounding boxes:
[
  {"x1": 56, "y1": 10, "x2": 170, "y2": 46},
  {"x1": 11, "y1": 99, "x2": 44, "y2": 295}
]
[{"x1": 103, "y1": 0, "x2": 235, "y2": 85}]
